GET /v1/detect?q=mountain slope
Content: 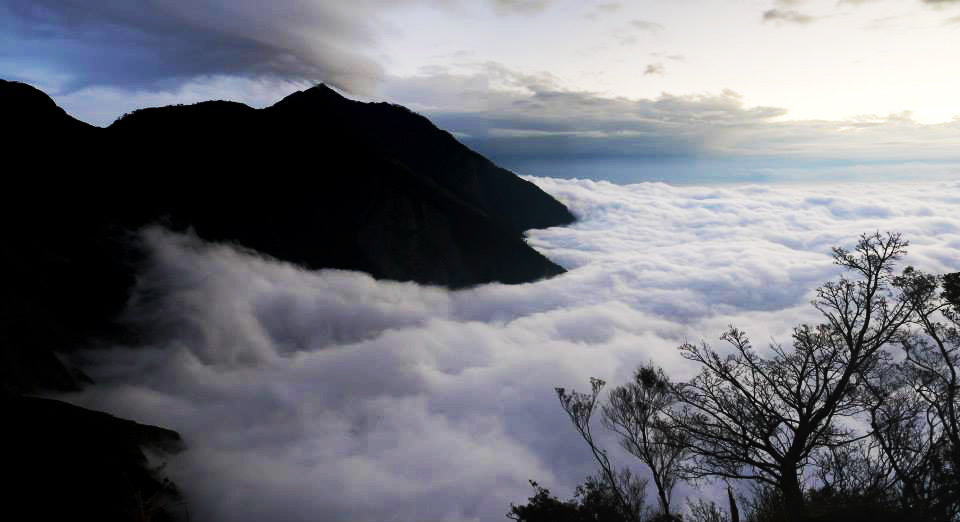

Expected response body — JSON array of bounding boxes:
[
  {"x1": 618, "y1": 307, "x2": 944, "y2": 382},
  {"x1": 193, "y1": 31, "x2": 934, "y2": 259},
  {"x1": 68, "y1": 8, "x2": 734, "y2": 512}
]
[
  {"x1": 99, "y1": 84, "x2": 574, "y2": 286},
  {"x1": 2, "y1": 78, "x2": 575, "y2": 522},
  {"x1": 3, "y1": 393, "x2": 183, "y2": 522},
  {"x1": 3, "y1": 79, "x2": 575, "y2": 392}
]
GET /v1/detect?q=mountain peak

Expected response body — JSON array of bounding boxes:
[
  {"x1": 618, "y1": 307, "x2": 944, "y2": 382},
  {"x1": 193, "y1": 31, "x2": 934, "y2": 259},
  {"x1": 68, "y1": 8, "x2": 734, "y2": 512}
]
[
  {"x1": 2, "y1": 79, "x2": 93, "y2": 133},
  {"x1": 307, "y1": 83, "x2": 346, "y2": 98},
  {"x1": 270, "y1": 83, "x2": 349, "y2": 112}
]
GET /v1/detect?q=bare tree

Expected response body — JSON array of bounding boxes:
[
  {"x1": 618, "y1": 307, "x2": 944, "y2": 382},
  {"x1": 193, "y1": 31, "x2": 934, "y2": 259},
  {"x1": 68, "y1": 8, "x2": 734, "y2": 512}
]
[
  {"x1": 557, "y1": 368, "x2": 686, "y2": 521},
  {"x1": 809, "y1": 435, "x2": 899, "y2": 505},
  {"x1": 686, "y1": 498, "x2": 730, "y2": 522},
  {"x1": 602, "y1": 364, "x2": 688, "y2": 516},
  {"x1": 671, "y1": 232, "x2": 912, "y2": 518},
  {"x1": 868, "y1": 267, "x2": 960, "y2": 520},
  {"x1": 557, "y1": 378, "x2": 643, "y2": 522},
  {"x1": 898, "y1": 268, "x2": 960, "y2": 465},
  {"x1": 858, "y1": 357, "x2": 934, "y2": 515}
]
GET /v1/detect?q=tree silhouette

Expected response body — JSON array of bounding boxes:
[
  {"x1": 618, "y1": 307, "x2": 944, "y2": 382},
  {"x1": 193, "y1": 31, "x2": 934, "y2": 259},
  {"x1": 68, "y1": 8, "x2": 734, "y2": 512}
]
[
  {"x1": 546, "y1": 234, "x2": 960, "y2": 521},
  {"x1": 670, "y1": 232, "x2": 912, "y2": 518},
  {"x1": 861, "y1": 267, "x2": 960, "y2": 520},
  {"x1": 602, "y1": 364, "x2": 688, "y2": 516}
]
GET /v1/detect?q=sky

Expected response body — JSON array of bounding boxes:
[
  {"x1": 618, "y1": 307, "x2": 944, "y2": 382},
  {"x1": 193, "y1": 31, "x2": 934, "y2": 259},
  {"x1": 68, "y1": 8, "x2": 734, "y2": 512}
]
[
  {"x1": 7, "y1": 3, "x2": 960, "y2": 520},
  {"x1": 65, "y1": 178, "x2": 960, "y2": 522},
  {"x1": 4, "y1": 0, "x2": 960, "y2": 182}
]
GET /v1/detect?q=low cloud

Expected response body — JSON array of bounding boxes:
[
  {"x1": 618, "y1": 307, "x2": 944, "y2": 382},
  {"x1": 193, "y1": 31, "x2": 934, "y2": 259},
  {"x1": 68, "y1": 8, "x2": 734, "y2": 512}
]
[
  {"x1": 65, "y1": 178, "x2": 960, "y2": 522},
  {"x1": 381, "y1": 64, "x2": 960, "y2": 174},
  {"x1": 763, "y1": 8, "x2": 816, "y2": 23}
]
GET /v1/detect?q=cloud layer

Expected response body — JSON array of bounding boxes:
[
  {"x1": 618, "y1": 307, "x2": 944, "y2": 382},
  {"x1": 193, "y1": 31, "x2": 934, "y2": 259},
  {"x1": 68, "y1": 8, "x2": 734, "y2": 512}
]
[
  {"x1": 382, "y1": 64, "x2": 960, "y2": 181},
  {"x1": 0, "y1": 0, "x2": 571, "y2": 94},
  {"x1": 65, "y1": 178, "x2": 960, "y2": 522},
  {"x1": 0, "y1": 0, "x2": 404, "y2": 93}
]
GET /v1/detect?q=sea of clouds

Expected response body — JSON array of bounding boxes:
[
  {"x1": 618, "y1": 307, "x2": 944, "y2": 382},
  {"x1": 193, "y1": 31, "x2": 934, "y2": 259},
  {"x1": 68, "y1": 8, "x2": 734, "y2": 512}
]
[{"x1": 64, "y1": 177, "x2": 960, "y2": 522}]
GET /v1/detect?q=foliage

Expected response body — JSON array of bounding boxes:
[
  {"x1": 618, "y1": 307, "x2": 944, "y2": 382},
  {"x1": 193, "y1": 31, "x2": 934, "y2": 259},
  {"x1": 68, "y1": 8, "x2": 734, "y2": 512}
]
[
  {"x1": 507, "y1": 481, "x2": 580, "y2": 522},
  {"x1": 507, "y1": 472, "x2": 651, "y2": 522}
]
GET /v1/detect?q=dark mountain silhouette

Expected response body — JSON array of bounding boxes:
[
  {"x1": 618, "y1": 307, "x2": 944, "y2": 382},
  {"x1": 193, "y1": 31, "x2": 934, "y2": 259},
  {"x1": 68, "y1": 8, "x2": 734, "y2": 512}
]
[
  {"x1": 2, "y1": 78, "x2": 574, "y2": 522},
  {"x1": 3, "y1": 393, "x2": 184, "y2": 522},
  {"x1": 3, "y1": 77, "x2": 575, "y2": 390},
  {"x1": 2, "y1": 78, "x2": 95, "y2": 136}
]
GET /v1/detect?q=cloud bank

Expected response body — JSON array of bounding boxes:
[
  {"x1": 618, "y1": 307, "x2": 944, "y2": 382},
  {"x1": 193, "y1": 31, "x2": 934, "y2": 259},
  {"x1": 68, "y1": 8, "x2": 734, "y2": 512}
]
[
  {"x1": 0, "y1": 0, "x2": 570, "y2": 94},
  {"x1": 64, "y1": 177, "x2": 960, "y2": 522},
  {"x1": 382, "y1": 64, "x2": 960, "y2": 181},
  {"x1": 0, "y1": 0, "x2": 404, "y2": 93}
]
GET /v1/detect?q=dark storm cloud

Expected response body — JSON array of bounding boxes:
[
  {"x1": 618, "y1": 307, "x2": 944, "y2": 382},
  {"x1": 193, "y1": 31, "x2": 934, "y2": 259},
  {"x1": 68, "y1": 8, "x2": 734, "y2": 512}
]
[
  {"x1": 0, "y1": 0, "x2": 396, "y2": 93},
  {"x1": 0, "y1": 0, "x2": 576, "y2": 93}
]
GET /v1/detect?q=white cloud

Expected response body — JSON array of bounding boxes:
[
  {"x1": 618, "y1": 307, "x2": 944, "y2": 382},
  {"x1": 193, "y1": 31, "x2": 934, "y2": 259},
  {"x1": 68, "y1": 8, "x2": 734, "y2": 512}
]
[
  {"x1": 52, "y1": 76, "x2": 314, "y2": 128},
  {"x1": 63, "y1": 178, "x2": 960, "y2": 522}
]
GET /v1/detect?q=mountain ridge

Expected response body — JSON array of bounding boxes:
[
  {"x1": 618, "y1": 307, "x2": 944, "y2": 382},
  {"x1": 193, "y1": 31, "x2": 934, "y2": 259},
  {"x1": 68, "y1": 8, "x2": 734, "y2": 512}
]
[
  {"x1": 1, "y1": 77, "x2": 575, "y2": 521},
  {"x1": 2, "y1": 76, "x2": 576, "y2": 387}
]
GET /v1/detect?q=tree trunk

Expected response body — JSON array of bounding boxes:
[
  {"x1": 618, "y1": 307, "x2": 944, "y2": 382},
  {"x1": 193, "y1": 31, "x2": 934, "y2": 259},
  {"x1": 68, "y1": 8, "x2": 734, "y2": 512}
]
[
  {"x1": 728, "y1": 485, "x2": 740, "y2": 522},
  {"x1": 779, "y1": 466, "x2": 805, "y2": 521},
  {"x1": 654, "y1": 478, "x2": 670, "y2": 517}
]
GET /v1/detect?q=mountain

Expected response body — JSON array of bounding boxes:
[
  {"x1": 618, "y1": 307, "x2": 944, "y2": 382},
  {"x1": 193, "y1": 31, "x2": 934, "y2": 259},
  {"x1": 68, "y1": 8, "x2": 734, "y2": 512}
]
[
  {"x1": 2, "y1": 78, "x2": 574, "y2": 521},
  {"x1": 3, "y1": 393, "x2": 184, "y2": 522},
  {"x1": 3, "y1": 78, "x2": 575, "y2": 391},
  {"x1": 7, "y1": 80, "x2": 574, "y2": 289}
]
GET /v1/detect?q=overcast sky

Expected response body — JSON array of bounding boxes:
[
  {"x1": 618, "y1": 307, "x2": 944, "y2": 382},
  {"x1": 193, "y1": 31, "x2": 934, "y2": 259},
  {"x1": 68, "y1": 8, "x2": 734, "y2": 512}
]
[{"x1": 4, "y1": 0, "x2": 960, "y2": 181}]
